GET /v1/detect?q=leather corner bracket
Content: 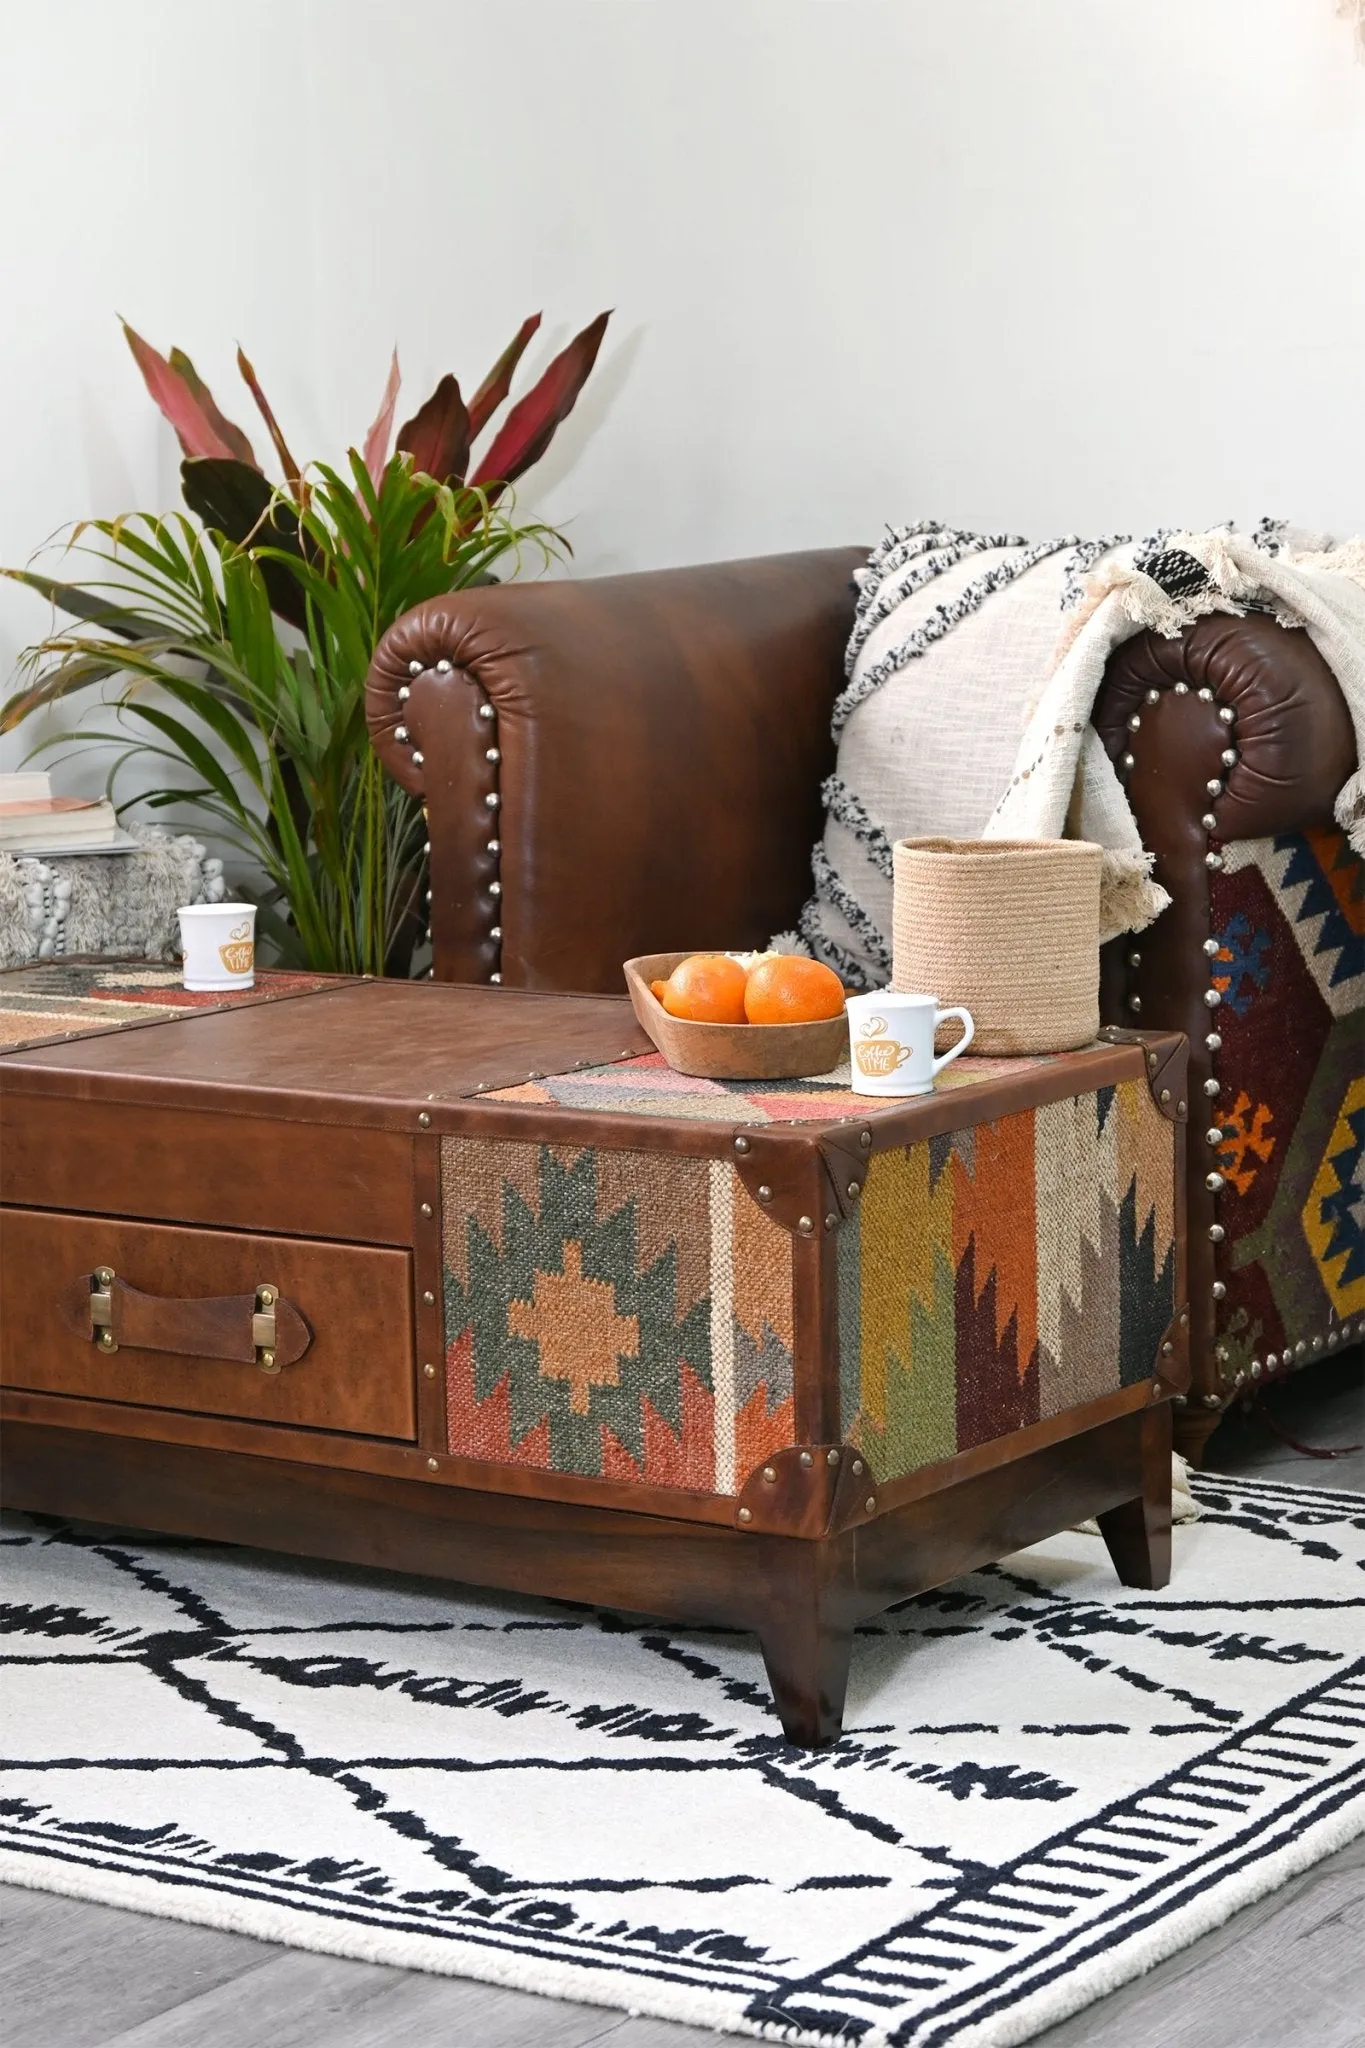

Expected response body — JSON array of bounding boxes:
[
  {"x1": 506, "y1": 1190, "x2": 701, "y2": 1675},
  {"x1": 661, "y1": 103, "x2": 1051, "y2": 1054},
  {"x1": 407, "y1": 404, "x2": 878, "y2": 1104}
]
[
  {"x1": 1150, "y1": 1304, "x2": 1192, "y2": 1400},
  {"x1": 734, "y1": 1443, "x2": 880, "y2": 1537},
  {"x1": 1097, "y1": 1025, "x2": 1189, "y2": 1122},
  {"x1": 730, "y1": 1126, "x2": 871, "y2": 1236}
]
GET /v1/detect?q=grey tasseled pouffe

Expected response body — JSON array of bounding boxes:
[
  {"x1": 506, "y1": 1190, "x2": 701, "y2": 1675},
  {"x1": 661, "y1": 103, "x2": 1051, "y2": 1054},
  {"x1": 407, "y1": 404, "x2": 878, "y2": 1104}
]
[{"x1": 0, "y1": 825, "x2": 226, "y2": 968}]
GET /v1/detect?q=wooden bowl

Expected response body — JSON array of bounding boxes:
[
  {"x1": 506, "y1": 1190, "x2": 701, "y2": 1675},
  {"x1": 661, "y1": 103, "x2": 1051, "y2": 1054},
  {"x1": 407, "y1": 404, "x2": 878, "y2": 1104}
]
[{"x1": 623, "y1": 952, "x2": 848, "y2": 1081}]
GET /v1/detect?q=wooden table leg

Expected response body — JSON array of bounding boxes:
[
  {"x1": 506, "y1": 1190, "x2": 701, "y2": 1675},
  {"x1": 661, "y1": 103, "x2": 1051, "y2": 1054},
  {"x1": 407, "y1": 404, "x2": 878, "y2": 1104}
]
[
  {"x1": 756, "y1": 1546, "x2": 854, "y2": 1747},
  {"x1": 1097, "y1": 1401, "x2": 1173, "y2": 1591}
]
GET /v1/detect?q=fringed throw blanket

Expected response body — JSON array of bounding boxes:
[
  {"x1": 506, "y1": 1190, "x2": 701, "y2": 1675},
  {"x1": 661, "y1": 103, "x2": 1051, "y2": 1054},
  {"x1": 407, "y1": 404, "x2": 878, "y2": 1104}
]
[{"x1": 787, "y1": 521, "x2": 1365, "y2": 982}]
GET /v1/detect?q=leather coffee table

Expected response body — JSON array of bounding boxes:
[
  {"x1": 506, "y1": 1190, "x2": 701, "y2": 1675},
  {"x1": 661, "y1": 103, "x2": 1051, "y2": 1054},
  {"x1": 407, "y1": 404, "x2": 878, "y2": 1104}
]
[{"x1": 0, "y1": 974, "x2": 1189, "y2": 1745}]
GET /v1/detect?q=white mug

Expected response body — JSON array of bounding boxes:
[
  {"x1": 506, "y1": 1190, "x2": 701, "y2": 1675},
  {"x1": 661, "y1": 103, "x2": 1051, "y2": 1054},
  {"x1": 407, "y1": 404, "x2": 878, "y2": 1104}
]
[
  {"x1": 178, "y1": 902, "x2": 257, "y2": 992},
  {"x1": 846, "y1": 990, "x2": 975, "y2": 1096}
]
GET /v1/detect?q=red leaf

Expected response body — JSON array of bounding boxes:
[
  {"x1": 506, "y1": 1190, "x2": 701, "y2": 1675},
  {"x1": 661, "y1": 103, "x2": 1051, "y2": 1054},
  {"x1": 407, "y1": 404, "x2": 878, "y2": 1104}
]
[
  {"x1": 396, "y1": 374, "x2": 471, "y2": 485},
  {"x1": 362, "y1": 348, "x2": 402, "y2": 488},
  {"x1": 468, "y1": 311, "x2": 611, "y2": 497},
  {"x1": 166, "y1": 348, "x2": 259, "y2": 469},
  {"x1": 236, "y1": 347, "x2": 305, "y2": 496},
  {"x1": 122, "y1": 321, "x2": 242, "y2": 463},
  {"x1": 466, "y1": 313, "x2": 541, "y2": 441}
]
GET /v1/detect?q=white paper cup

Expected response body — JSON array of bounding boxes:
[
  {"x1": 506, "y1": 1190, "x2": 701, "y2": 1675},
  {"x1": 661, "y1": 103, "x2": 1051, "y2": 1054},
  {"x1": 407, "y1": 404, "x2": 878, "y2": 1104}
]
[
  {"x1": 178, "y1": 903, "x2": 257, "y2": 992},
  {"x1": 846, "y1": 990, "x2": 974, "y2": 1096}
]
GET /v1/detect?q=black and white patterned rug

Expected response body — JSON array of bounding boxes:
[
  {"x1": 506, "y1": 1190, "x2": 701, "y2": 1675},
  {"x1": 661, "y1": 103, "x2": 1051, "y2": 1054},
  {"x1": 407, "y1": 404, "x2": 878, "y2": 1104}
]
[{"x1": 3, "y1": 1475, "x2": 1363, "y2": 2048}]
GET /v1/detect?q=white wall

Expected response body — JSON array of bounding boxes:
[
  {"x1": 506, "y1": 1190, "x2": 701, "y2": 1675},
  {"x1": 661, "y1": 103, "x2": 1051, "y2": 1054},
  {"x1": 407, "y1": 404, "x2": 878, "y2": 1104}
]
[{"x1": 2, "y1": 0, "x2": 1362, "y2": 790}]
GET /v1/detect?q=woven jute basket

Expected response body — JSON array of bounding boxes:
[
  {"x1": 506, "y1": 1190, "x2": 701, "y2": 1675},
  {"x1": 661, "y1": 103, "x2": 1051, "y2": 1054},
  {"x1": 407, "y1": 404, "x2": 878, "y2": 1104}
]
[{"x1": 892, "y1": 837, "x2": 1102, "y2": 1055}]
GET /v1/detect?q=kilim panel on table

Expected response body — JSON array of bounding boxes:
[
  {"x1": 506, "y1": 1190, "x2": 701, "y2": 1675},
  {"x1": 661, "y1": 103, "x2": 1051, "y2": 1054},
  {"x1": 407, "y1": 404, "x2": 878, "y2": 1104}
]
[
  {"x1": 0, "y1": 961, "x2": 338, "y2": 1052},
  {"x1": 1212, "y1": 828, "x2": 1364, "y2": 1382},
  {"x1": 440, "y1": 1136, "x2": 795, "y2": 1491},
  {"x1": 839, "y1": 1078, "x2": 1177, "y2": 1480},
  {"x1": 490, "y1": 1048, "x2": 1054, "y2": 1124}
]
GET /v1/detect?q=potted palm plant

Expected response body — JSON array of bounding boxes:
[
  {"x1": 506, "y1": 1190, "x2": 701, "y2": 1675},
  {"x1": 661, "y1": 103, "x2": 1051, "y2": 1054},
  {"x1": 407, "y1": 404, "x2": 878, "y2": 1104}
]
[{"x1": 2, "y1": 311, "x2": 610, "y2": 976}]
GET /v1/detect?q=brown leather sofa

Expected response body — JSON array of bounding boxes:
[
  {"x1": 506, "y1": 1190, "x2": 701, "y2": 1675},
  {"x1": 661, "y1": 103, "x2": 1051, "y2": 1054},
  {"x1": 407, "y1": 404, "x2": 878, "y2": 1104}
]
[{"x1": 366, "y1": 548, "x2": 1363, "y2": 1462}]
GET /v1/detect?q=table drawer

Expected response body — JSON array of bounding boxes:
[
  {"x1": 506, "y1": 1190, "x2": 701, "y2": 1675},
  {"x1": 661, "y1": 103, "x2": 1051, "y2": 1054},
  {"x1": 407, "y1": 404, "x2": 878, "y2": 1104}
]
[{"x1": 2, "y1": 1208, "x2": 416, "y2": 1440}]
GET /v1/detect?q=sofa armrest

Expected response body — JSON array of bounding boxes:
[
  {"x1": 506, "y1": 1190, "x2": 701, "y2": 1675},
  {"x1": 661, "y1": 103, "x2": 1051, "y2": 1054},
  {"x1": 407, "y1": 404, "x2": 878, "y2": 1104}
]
[
  {"x1": 366, "y1": 548, "x2": 864, "y2": 991},
  {"x1": 1092, "y1": 612, "x2": 1357, "y2": 1445}
]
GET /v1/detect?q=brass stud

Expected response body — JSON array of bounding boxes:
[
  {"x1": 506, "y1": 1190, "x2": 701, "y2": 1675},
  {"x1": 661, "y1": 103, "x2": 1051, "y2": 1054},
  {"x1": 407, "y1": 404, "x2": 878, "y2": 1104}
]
[
  {"x1": 259, "y1": 1349, "x2": 276, "y2": 1371},
  {"x1": 1160, "y1": 1088, "x2": 1170, "y2": 1104},
  {"x1": 1206, "y1": 852, "x2": 1223, "y2": 871},
  {"x1": 490, "y1": 971, "x2": 502, "y2": 984},
  {"x1": 1209, "y1": 1222, "x2": 1225, "y2": 1242},
  {"x1": 478, "y1": 700, "x2": 495, "y2": 721},
  {"x1": 1204, "y1": 988, "x2": 1222, "y2": 1007},
  {"x1": 859, "y1": 1129, "x2": 872, "y2": 1148},
  {"x1": 797, "y1": 1215, "x2": 814, "y2": 1234},
  {"x1": 408, "y1": 658, "x2": 422, "y2": 676},
  {"x1": 1129, "y1": 995, "x2": 1141, "y2": 1013},
  {"x1": 487, "y1": 791, "x2": 500, "y2": 809},
  {"x1": 1145, "y1": 687, "x2": 1160, "y2": 704},
  {"x1": 435, "y1": 658, "x2": 452, "y2": 674},
  {"x1": 1202, "y1": 813, "x2": 1218, "y2": 831},
  {"x1": 258, "y1": 1286, "x2": 275, "y2": 1306},
  {"x1": 734, "y1": 1135, "x2": 751, "y2": 1153},
  {"x1": 1205, "y1": 1171, "x2": 1224, "y2": 1192},
  {"x1": 1197, "y1": 687, "x2": 1214, "y2": 702},
  {"x1": 847, "y1": 1180, "x2": 860, "y2": 1197},
  {"x1": 799, "y1": 1450, "x2": 813, "y2": 1467},
  {"x1": 485, "y1": 746, "x2": 501, "y2": 763},
  {"x1": 825, "y1": 1212, "x2": 838, "y2": 1230},
  {"x1": 1122, "y1": 752, "x2": 1135, "y2": 771},
  {"x1": 1174, "y1": 680, "x2": 1189, "y2": 694},
  {"x1": 95, "y1": 1265, "x2": 114, "y2": 1286},
  {"x1": 1212, "y1": 1280, "x2": 1226, "y2": 1300},
  {"x1": 418, "y1": 1110, "x2": 431, "y2": 1127},
  {"x1": 488, "y1": 879, "x2": 502, "y2": 897},
  {"x1": 1206, "y1": 1031, "x2": 1222, "y2": 1052},
  {"x1": 1207, "y1": 1126, "x2": 1224, "y2": 1146},
  {"x1": 420, "y1": 1201, "x2": 433, "y2": 1218},
  {"x1": 394, "y1": 724, "x2": 409, "y2": 743},
  {"x1": 1203, "y1": 938, "x2": 1220, "y2": 957},
  {"x1": 1206, "y1": 779, "x2": 1223, "y2": 798},
  {"x1": 827, "y1": 1448, "x2": 840, "y2": 1466},
  {"x1": 1127, "y1": 714, "x2": 1141, "y2": 731},
  {"x1": 762, "y1": 1465, "x2": 777, "y2": 1483},
  {"x1": 852, "y1": 1459, "x2": 864, "y2": 1475},
  {"x1": 427, "y1": 1456, "x2": 439, "y2": 1470},
  {"x1": 1218, "y1": 705, "x2": 1235, "y2": 724},
  {"x1": 738, "y1": 1506, "x2": 752, "y2": 1523},
  {"x1": 1129, "y1": 950, "x2": 1142, "y2": 968},
  {"x1": 98, "y1": 1330, "x2": 117, "y2": 1351},
  {"x1": 1221, "y1": 748, "x2": 1237, "y2": 768},
  {"x1": 1204, "y1": 1077, "x2": 1221, "y2": 1097},
  {"x1": 865, "y1": 1496, "x2": 877, "y2": 1514},
  {"x1": 422, "y1": 1289, "x2": 435, "y2": 1305},
  {"x1": 398, "y1": 685, "x2": 410, "y2": 702},
  {"x1": 1312, "y1": 1334, "x2": 1323, "y2": 1351},
  {"x1": 757, "y1": 1184, "x2": 772, "y2": 1202},
  {"x1": 1203, "y1": 1394, "x2": 1221, "y2": 1409},
  {"x1": 423, "y1": 1362, "x2": 437, "y2": 1378},
  {"x1": 1179, "y1": 1310, "x2": 1189, "y2": 1326},
  {"x1": 1162, "y1": 1340, "x2": 1174, "y2": 1356},
  {"x1": 412, "y1": 750, "x2": 424, "y2": 766}
]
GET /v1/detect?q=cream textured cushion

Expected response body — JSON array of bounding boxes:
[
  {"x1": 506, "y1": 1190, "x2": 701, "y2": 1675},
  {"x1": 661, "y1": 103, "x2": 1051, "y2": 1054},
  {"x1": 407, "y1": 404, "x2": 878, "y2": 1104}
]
[{"x1": 789, "y1": 523, "x2": 1117, "y2": 983}]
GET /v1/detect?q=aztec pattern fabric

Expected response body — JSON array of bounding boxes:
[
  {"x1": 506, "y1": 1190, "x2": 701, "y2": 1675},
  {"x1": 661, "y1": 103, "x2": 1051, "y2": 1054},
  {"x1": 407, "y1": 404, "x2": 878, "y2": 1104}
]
[
  {"x1": 0, "y1": 961, "x2": 336, "y2": 1053},
  {"x1": 491, "y1": 1048, "x2": 1051, "y2": 1124},
  {"x1": 440, "y1": 1137, "x2": 794, "y2": 1492},
  {"x1": 839, "y1": 1079, "x2": 1176, "y2": 1478},
  {"x1": 1211, "y1": 827, "x2": 1365, "y2": 1382},
  {"x1": 5, "y1": 1481, "x2": 1363, "y2": 2048}
]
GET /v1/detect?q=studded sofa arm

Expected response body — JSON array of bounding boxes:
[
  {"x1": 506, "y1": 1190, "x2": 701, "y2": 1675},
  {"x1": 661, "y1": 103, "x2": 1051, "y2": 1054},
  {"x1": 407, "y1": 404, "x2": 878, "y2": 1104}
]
[
  {"x1": 1092, "y1": 614, "x2": 1360, "y2": 1458},
  {"x1": 365, "y1": 549, "x2": 864, "y2": 991}
]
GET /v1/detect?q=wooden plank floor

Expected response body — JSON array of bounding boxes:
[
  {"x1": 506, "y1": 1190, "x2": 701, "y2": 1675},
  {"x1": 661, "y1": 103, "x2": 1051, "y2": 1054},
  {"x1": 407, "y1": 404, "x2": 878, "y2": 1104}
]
[{"x1": 4, "y1": 1351, "x2": 1362, "y2": 2048}]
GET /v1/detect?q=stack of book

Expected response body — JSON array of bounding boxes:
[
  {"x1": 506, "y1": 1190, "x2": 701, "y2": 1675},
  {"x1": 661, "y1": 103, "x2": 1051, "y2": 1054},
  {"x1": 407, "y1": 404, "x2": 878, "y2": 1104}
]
[{"x1": 0, "y1": 773, "x2": 126, "y2": 854}]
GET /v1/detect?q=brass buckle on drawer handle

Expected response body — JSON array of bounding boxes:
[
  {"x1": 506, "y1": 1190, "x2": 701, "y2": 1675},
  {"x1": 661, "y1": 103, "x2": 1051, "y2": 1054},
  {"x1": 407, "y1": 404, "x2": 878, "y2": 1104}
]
[
  {"x1": 90, "y1": 1268, "x2": 117, "y2": 1353},
  {"x1": 253, "y1": 1285, "x2": 281, "y2": 1374}
]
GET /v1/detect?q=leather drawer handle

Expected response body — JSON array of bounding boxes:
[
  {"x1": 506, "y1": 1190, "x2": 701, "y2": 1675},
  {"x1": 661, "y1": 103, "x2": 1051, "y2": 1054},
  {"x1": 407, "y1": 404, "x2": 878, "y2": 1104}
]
[{"x1": 57, "y1": 1270, "x2": 312, "y2": 1375}]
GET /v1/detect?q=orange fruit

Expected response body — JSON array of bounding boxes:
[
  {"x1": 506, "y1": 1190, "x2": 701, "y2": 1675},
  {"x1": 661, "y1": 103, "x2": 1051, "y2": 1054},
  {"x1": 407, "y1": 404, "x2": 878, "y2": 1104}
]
[
  {"x1": 744, "y1": 954, "x2": 845, "y2": 1025},
  {"x1": 655, "y1": 953, "x2": 750, "y2": 1024}
]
